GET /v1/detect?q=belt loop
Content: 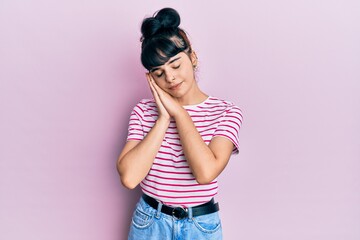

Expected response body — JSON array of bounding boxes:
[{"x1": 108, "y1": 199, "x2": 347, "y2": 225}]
[
  {"x1": 188, "y1": 206, "x2": 193, "y2": 220},
  {"x1": 155, "y1": 201, "x2": 163, "y2": 219}
]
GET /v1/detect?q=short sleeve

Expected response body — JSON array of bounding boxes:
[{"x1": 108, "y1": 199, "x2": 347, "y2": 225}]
[
  {"x1": 212, "y1": 105, "x2": 243, "y2": 155},
  {"x1": 126, "y1": 103, "x2": 145, "y2": 141}
]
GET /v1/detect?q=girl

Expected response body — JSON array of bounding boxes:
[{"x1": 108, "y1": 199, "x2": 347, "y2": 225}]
[{"x1": 117, "y1": 7, "x2": 243, "y2": 240}]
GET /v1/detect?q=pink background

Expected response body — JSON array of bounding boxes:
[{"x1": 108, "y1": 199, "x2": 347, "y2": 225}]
[{"x1": 1, "y1": 1, "x2": 359, "y2": 239}]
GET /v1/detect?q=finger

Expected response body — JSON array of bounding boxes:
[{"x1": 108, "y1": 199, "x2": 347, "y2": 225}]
[
  {"x1": 146, "y1": 73, "x2": 157, "y2": 96},
  {"x1": 149, "y1": 75, "x2": 166, "y2": 100},
  {"x1": 149, "y1": 76, "x2": 167, "y2": 99},
  {"x1": 147, "y1": 74, "x2": 162, "y2": 103},
  {"x1": 147, "y1": 74, "x2": 157, "y2": 94},
  {"x1": 149, "y1": 76, "x2": 160, "y2": 90},
  {"x1": 145, "y1": 73, "x2": 153, "y2": 87}
]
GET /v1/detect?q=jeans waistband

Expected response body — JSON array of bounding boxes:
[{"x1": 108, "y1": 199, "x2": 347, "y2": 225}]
[{"x1": 142, "y1": 194, "x2": 219, "y2": 219}]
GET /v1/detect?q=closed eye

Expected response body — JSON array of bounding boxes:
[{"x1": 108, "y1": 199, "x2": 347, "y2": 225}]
[
  {"x1": 154, "y1": 64, "x2": 180, "y2": 77},
  {"x1": 156, "y1": 72, "x2": 163, "y2": 77}
]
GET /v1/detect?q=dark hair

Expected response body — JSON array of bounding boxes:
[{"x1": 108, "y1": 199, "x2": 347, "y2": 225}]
[{"x1": 140, "y1": 8, "x2": 193, "y2": 71}]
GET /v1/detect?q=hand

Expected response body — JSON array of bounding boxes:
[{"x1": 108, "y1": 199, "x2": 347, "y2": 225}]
[
  {"x1": 146, "y1": 73, "x2": 171, "y2": 121},
  {"x1": 145, "y1": 73, "x2": 183, "y2": 119}
]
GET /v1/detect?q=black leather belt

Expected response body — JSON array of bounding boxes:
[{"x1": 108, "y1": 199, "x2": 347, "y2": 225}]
[{"x1": 142, "y1": 194, "x2": 219, "y2": 219}]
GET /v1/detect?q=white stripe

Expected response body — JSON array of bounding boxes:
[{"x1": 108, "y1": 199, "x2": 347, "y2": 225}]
[{"x1": 126, "y1": 96, "x2": 242, "y2": 207}]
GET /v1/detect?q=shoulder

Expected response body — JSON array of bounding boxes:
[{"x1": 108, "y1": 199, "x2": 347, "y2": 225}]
[
  {"x1": 208, "y1": 96, "x2": 243, "y2": 115},
  {"x1": 131, "y1": 98, "x2": 158, "y2": 119},
  {"x1": 132, "y1": 98, "x2": 156, "y2": 111}
]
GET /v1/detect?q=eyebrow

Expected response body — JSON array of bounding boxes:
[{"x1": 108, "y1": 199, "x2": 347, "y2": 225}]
[{"x1": 150, "y1": 57, "x2": 181, "y2": 72}]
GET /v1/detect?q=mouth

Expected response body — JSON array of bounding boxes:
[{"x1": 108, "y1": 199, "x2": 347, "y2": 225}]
[{"x1": 169, "y1": 82, "x2": 183, "y2": 90}]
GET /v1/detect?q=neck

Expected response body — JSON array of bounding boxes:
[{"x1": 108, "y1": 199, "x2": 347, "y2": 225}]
[{"x1": 174, "y1": 82, "x2": 208, "y2": 106}]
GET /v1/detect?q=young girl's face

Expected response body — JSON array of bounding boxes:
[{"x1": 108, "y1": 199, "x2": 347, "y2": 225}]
[{"x1": 149, "y1": 51, "x2": 197, "y2": 98}]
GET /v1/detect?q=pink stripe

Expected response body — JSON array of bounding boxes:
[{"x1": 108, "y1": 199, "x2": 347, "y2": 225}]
[
  {"x1": 193, "y1": 122, "x2": 221, "y2": 129},
  {"x1": 166, "y1": 142, "x2": 182, "y2": 147},
  {"x1": 164, "y1": 136, "x2": 179, "y2": 140},
  {"x1": 132, "y1": 108, "x2": 142, "y2": 119},
  {"x1": 129, "y1": 97, "x2": 240, "y2": 206},
  {"x1": 160, "y1": 145, "x2": 183, "y2": 153},
  {"x1": 231, "y1": 117, "x2": 243, "y2": 126},
  {"x1": 199, "y1": 133, "x2": 214, "y2": 138},
  {"x1": 214, "y1": 129, "x2": 237, "y2": 141},
  {"x1": 155, "y1": 156, "x2": 186, "y2": 163},
  {"x1": 152, "y1": 162, "x2": 189, "y2": 169},
  {"x1": 142, "y1": 182, "x2": 218, "y2": 193},
  {"x1": 230, "y1": 108, "x2": 243, "y2": 117},
  {"x1": 198, "y1": 127, "x2": 217, "y2": 134},
  {"x1": 225, "y1": 108, "x2": 242, "y2": 115},
  {"x1": 147, "y1": 173, "x2": 196, "y2": 181},
  {"x1": 129, "y1": 112, "x2": 138, "y2": 118},
  {"x1": 158, "y1": 150, "x2": 184, "y2": 158},
  {"x1": 222, "y1": 115, "x2": 241, "y2": 123},
  {"x1": 164, "y1": 199, "x2": 212, "y2": 206},
  {"x1": 136, "y1": 104, "x2": 145, "y2": 113},
  {"x1": 141, "y1": 188, "x2": 216, "y2": 199},
  {"x1": 141, "y1": 115, "x2": 225, "y2": 125},
  {"x1": 165, "y1": 126, "x2": 178, "y2": 130},
  {"x1": 140, "y1": 119, "x2": 156, "y2": 124},
  {"x1": 129, "y1": 117, "x2": 139, "y2": 122},
  {"x1": 191, "y1": 117, "x2": 222, "y2": 124},
  {"x1": 212, "y1": 133, "x2": 237, "y2": 146},
  {"x1": 150, "y1": 168, "x2": 192, "y2": 175},
  {"x1": 144, "y1": 178, "x2": 217, "y2": 187},
  {"x1": 217, "y1": 122, "x2": 238, "y2": 133},
  {"x1": 149, "y1": 131, "x2": 179, "y2": 136},
  {"x1": 222, "y1": 120, "x2": 241, "y2": 132},
  {"x1": 128, "y1": 128, "x2": 142, "y2": 133},
  {"x1": 143, "y1": 113, "x2": 159, "y2": 118},
  {"x1": 127, "y1": 133, "x2": 142, "y2": 137},
  {"x1": 127, "y1": 137, "x2": 142, "y2": 141}
]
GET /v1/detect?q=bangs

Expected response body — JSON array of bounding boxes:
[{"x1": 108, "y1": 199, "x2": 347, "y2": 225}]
[{"x1": 141, "y1": 35, "x2": 188, "y2": 71}]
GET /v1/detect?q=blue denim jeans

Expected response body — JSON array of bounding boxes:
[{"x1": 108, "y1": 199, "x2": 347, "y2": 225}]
[{"x1": 128, "y1": 196, "x2": 223, "y2": 240}]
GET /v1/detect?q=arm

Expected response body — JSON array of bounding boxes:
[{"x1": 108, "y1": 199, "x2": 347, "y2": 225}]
[
  {"x1": 116, "y1": 117, "x2": 169, "y2": 189},
  {"x1": 117, "y1": 73, "x2": 172, "y2": 189},
  {"x1": 146, "y1": 76, "x2": 240, "y2": 185},
  {"x1": 173, "y1": 108, "x2": 234, "y2": 184}
]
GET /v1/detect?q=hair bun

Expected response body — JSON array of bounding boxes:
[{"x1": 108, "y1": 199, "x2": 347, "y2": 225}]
[
  {"x1": 141, "y1": 8, "x2": 181, "y2": 40},
  {"x1": 155, "y1": 8, "x2": 180, "y2": 29}
]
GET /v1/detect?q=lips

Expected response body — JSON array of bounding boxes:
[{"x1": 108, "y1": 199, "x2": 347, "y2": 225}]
[{"x1": 169, "y1": 82, "x2": 183, "y2": 90}]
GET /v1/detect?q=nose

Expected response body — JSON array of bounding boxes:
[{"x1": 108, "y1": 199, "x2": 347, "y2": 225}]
[{"x1": 164, "y1": 70, "x2": 175, "y2": 83}]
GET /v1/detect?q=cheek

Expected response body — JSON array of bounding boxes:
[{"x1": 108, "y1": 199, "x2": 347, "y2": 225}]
[
  {"x1": 181, "y1": 67, "x2": 194, "y2": 79},
  {"x1": 152, "y1": 77, "x2": 162, "y2": 85},
  {"x1": 180, "y1": 62, "x2": 195, "y2": 76},
  {"x1": 154, "y1": 80, "x2": 168, "y2": 91}
]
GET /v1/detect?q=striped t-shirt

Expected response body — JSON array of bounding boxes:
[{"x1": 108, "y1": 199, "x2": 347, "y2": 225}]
[{"x1": 126, "y1": 96, "x2": 243, "y2": 207}]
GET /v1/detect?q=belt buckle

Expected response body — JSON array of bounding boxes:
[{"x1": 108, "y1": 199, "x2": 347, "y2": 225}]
[{"x1": 172, "y1": 206, "x2": 188, "y2": 220}]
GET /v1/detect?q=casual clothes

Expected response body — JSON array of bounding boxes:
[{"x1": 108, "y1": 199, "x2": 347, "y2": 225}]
[
  {"x1": 128, "y1": 196, "x2": 223, "y2": 240},
  {"x1": 126, "y1": 96, "x2": 243, "y2": 207}
]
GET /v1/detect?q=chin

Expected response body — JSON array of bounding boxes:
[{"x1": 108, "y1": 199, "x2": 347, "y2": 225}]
[
  {"x1": 168, "y1": 92, "x2": 181, "y2": 98},
  {"x1": 171, "y1": 90, "x2": 186, "y2": 97}
]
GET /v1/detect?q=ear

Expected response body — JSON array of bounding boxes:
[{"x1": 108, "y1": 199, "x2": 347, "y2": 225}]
[{"x1": 190, "y1": 50, "x2": 198, "y2": 67}]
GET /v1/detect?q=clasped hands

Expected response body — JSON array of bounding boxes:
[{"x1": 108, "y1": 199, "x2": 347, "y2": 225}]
[{"x1": 146, "y1": 73, "x2": 184, "y2": 121}]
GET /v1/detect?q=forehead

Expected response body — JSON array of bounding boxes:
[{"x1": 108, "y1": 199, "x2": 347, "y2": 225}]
[{"x1": 150, "y1": 52, "x2": 184, "y2": 72}]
